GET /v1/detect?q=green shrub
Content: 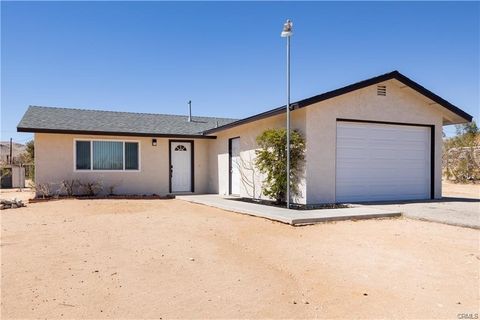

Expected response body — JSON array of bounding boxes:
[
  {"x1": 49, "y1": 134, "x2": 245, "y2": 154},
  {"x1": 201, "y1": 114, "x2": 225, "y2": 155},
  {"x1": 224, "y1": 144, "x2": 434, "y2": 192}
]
[{"x1": 255, "y1": 128, "x2": 305, "y2": 203}]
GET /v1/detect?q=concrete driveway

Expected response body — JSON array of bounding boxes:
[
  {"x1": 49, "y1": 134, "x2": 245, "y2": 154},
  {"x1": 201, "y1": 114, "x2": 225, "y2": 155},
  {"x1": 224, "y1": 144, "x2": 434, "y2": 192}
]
[
  {"x1": 368, "y1": 198, "x2": 479, "y2": 229},
  {"x1": 368, "y1": 182, "x2": 480, "y2": 229}
]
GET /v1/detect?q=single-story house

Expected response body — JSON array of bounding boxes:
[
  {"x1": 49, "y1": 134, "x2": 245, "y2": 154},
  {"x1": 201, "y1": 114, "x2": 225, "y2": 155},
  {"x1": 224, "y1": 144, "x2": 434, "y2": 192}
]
[{"x1": 17, "y1": 71, "x2": 472, "y2": 203}]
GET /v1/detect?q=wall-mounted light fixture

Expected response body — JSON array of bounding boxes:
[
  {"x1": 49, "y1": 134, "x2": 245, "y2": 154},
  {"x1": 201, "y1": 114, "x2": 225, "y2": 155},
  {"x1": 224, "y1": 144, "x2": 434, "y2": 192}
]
[{"x1": 152, "y1": 138, "x2": 157, "y2": 146}]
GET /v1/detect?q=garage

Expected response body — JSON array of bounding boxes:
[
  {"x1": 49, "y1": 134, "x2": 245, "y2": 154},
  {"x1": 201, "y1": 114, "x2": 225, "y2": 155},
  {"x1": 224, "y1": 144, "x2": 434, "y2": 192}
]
[{"x1": 335, "y1": 120, "x2": 432, "y2": 202}]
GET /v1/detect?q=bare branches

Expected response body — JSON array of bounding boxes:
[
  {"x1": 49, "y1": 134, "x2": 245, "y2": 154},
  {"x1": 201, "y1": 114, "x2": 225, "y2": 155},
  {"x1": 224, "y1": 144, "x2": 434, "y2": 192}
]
[
  {"x1": 237, "y1": 152, "x2": 262, "y2": 199},
  {"x1": 34, "y1": 183, "x2": 53, "y2": 199},
  {"x1": 60, "y1": 179, "x2": 78, "y2": 196},
  {"x1": 79, "y1": 180, "x2": 103, "y2": 196}
]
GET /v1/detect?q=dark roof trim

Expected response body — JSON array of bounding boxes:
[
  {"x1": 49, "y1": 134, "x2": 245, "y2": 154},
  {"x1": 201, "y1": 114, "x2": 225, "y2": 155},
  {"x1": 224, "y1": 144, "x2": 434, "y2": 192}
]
[
  {"x1": 18, "y1": 127, "x2": 217, "y2": 140},
  {"x1": 392, "y1": 72, "x2": 472, "y2": 121},
  {"x1": 203, "y1": 70, "x2": 473, "y2": 134}
]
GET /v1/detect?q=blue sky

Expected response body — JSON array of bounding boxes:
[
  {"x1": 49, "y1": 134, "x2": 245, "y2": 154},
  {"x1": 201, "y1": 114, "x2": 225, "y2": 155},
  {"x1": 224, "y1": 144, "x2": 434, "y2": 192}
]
[{"x1": 2, "y1": 1, "x2": 479, "y2": 143}]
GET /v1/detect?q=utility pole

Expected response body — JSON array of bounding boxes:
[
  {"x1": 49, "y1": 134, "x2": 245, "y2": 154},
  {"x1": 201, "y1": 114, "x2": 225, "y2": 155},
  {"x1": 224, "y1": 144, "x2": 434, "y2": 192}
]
[{"x1": 9, "y1": 137, "x2": 12, "y2": 164}]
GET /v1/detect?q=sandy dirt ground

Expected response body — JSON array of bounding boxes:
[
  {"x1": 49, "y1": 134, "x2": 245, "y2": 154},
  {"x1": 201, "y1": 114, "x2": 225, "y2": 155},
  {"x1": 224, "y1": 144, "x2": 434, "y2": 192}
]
[
  {"x1": 443, "y1": 181, "x2": 480, "y2": 199},
  {"x1": 1, "y1": 187, "x2": 479, "y2": 319},
  {"x1": 0, "y1": 188, "x2": 33, "y2": 202}
]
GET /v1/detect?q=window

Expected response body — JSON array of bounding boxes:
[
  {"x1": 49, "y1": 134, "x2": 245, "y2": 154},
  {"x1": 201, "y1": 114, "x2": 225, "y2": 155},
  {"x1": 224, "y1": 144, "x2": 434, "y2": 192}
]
[
  {"x1": 125, "y1": 142, "x2": 139, "y2": 170},
  {"x1": 75, "y1": 140, "x2": 139, "y2": 171},
  {"x1": 174, "y1": 145, "x2": 187, "y2": 151},
  {"x1": 76, "y1": 141, "x2": 91, "y2": 170},
  {"x1": 93, "y1": 141, "x2": 123, "y2": 170}
]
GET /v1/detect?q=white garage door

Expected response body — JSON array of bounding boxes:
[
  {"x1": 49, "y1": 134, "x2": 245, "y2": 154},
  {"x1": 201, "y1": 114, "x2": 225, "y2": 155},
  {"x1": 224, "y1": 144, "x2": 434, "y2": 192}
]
[{"x1": 336, "y1": 121, "x2": 431, "y2": 202}]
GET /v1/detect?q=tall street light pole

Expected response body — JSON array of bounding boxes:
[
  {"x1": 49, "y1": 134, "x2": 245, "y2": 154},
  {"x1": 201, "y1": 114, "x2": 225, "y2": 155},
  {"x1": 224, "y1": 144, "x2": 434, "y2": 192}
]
[{"x1": 281, "y1": 19, "x2": 293, "y2": 209}]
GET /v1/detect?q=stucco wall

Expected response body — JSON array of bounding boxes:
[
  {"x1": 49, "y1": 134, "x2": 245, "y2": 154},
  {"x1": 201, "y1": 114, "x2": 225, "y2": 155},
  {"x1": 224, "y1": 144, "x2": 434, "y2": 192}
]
[
  {"x1": 208, "y1": 79, "x2": 444, "y2": 204},
  {"x1": 34, "y1": 133, "x2": 210, "y2": 195},
  {"x1": 34, "y1": 80, "x2": 446, "y2": 202},
  {"x1": 207, "y1": 109, "x2": 307, "y2": 204},
  {"x1": 304, "y1": 79, "x2": 443, "y2": 203}
]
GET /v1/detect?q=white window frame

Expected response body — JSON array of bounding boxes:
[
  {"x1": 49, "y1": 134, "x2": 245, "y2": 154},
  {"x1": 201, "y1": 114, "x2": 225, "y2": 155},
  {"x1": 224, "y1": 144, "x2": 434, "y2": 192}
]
[{"x1": 73, "y1": 138, "x2": 141, "y2": 172}]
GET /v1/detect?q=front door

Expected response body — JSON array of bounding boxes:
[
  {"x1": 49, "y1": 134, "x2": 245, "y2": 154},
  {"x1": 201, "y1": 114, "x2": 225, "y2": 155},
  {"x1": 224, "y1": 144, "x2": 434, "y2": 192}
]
[
  {"x1": 229, "y1": 137, "x2": 240, "y2": 195},
  {"x1": 170, "y1": 141, "x2": 193, "y2": 193}
]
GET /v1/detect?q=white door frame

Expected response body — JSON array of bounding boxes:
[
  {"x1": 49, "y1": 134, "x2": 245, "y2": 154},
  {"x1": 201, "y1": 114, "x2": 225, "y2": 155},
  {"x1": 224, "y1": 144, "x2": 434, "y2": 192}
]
[
  {"x1": 229, "y1": 137, "x2": 241, "y2": 195},
  {"x1": 169, "y1": 140, "x2": 194, "y2": 193}
]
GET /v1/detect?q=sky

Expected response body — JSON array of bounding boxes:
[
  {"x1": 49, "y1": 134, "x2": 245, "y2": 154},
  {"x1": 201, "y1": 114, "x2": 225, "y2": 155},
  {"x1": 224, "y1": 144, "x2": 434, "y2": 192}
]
[{"x1": 1, "y1": 1, "x2": 479, "y2": 143}]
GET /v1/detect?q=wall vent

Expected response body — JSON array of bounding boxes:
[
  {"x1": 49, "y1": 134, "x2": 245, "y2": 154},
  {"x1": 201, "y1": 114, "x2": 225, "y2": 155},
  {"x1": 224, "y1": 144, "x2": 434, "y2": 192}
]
[{"x1": 377, "y1": 85, "x2": 386, "y2": 96}]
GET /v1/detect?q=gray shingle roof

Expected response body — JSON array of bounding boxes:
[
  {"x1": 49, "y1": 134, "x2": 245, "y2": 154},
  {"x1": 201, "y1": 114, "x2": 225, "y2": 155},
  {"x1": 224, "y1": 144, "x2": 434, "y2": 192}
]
[{"x1": 17, "y1": 106, "x2": 238, "y2": 137}]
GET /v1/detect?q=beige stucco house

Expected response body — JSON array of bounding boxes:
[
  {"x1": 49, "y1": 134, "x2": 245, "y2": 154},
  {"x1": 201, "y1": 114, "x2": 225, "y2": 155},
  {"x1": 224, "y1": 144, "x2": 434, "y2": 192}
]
[{"x1": 18, "y1": 71, "x2": 472, "y2": 204}]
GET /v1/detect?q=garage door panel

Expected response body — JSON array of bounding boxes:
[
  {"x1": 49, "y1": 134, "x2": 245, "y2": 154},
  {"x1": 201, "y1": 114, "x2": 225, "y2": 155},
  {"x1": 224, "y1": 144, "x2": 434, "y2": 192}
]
[
  {"x1": 337, "y1": 175, "x2": 428, "y2": 185},
  {"x1": 337, "y1": 176, "x2": 428, "y2": 184},
  {"x1": 336, "y1": 171, "x2": 428, "y2": 181},
  {"x1": 335, "y1": 121, "x2": 431, "y2": 202},
  {"x1": 337, "y1": 159, "x2": 428, "y2": 170},
  {"x1": 339, "y1": 184, "x2": 427, "y2": 194},
  {"x1": 336, "y1": 141, "x2": 369, "y2": 150},
  {"x1": 336, "y1": 148, "x2": 369, "y2": 159},
  {"x1": 369, "y1": 144, "x2": 426, "y2": 153}
]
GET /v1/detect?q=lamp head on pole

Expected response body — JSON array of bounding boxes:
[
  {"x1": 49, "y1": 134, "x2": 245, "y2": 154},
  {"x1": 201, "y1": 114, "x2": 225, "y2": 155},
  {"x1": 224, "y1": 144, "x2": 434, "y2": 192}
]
[{"x1": 281, "y1": 19, "x2": 293, "y2": 37}]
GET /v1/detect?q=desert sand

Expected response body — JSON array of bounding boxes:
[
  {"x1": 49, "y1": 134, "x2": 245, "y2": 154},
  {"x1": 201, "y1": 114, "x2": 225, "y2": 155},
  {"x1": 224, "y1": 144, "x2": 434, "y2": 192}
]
[
  {"x1": 442, "y1": 181, "x2": 480, "y2": 199},
  {"x1": 1, "y1": 186, "x2": 479, "y2": 319}
]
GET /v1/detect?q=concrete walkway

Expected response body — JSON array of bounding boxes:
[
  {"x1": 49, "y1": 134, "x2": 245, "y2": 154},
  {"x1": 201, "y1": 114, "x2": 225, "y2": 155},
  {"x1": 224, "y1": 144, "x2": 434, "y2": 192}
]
[{"x1": 176, "y1": 194, "x2": 401, "y2": 225}]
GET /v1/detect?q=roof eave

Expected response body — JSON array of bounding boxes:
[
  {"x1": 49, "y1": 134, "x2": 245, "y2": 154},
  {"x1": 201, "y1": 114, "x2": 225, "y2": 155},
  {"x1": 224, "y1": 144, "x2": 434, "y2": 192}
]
[
  {"x1": 392, "y1": 72, "x2": 473, "y2": 123},
  {"x1": 17, "y1": 127, "x2": 218, "y2": 139},
  {"x1": 204, "y1": 71, "x2": 473, "y2": 134}
]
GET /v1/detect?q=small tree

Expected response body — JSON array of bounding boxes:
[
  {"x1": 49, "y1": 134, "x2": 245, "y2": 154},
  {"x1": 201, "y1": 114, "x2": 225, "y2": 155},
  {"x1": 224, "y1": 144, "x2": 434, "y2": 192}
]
[
  {"x1": 444, "y1": 120, "x2": 480, "y2": 182},
  {"x1": 255, "y1": 128, "x2": 305, "y2": 203},
  {"x1": 19, "y1": 140, "x2": 35, "y2": 180},
  {"x1": 25, "y1": 140, "x2": 34, "y2": 160}
]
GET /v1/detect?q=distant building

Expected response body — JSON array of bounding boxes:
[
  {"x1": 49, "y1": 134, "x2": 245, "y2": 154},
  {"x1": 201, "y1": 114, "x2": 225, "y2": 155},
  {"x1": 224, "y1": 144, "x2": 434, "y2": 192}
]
[{"x1": 0, "y1": 141, "x2": 26, "y2": 165}]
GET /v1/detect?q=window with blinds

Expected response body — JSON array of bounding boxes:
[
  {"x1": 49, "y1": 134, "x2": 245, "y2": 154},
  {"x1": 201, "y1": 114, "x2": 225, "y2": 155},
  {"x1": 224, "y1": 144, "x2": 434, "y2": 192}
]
[{"x1": 75, "y1": 140, "x2": 139, "y2": 171}]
